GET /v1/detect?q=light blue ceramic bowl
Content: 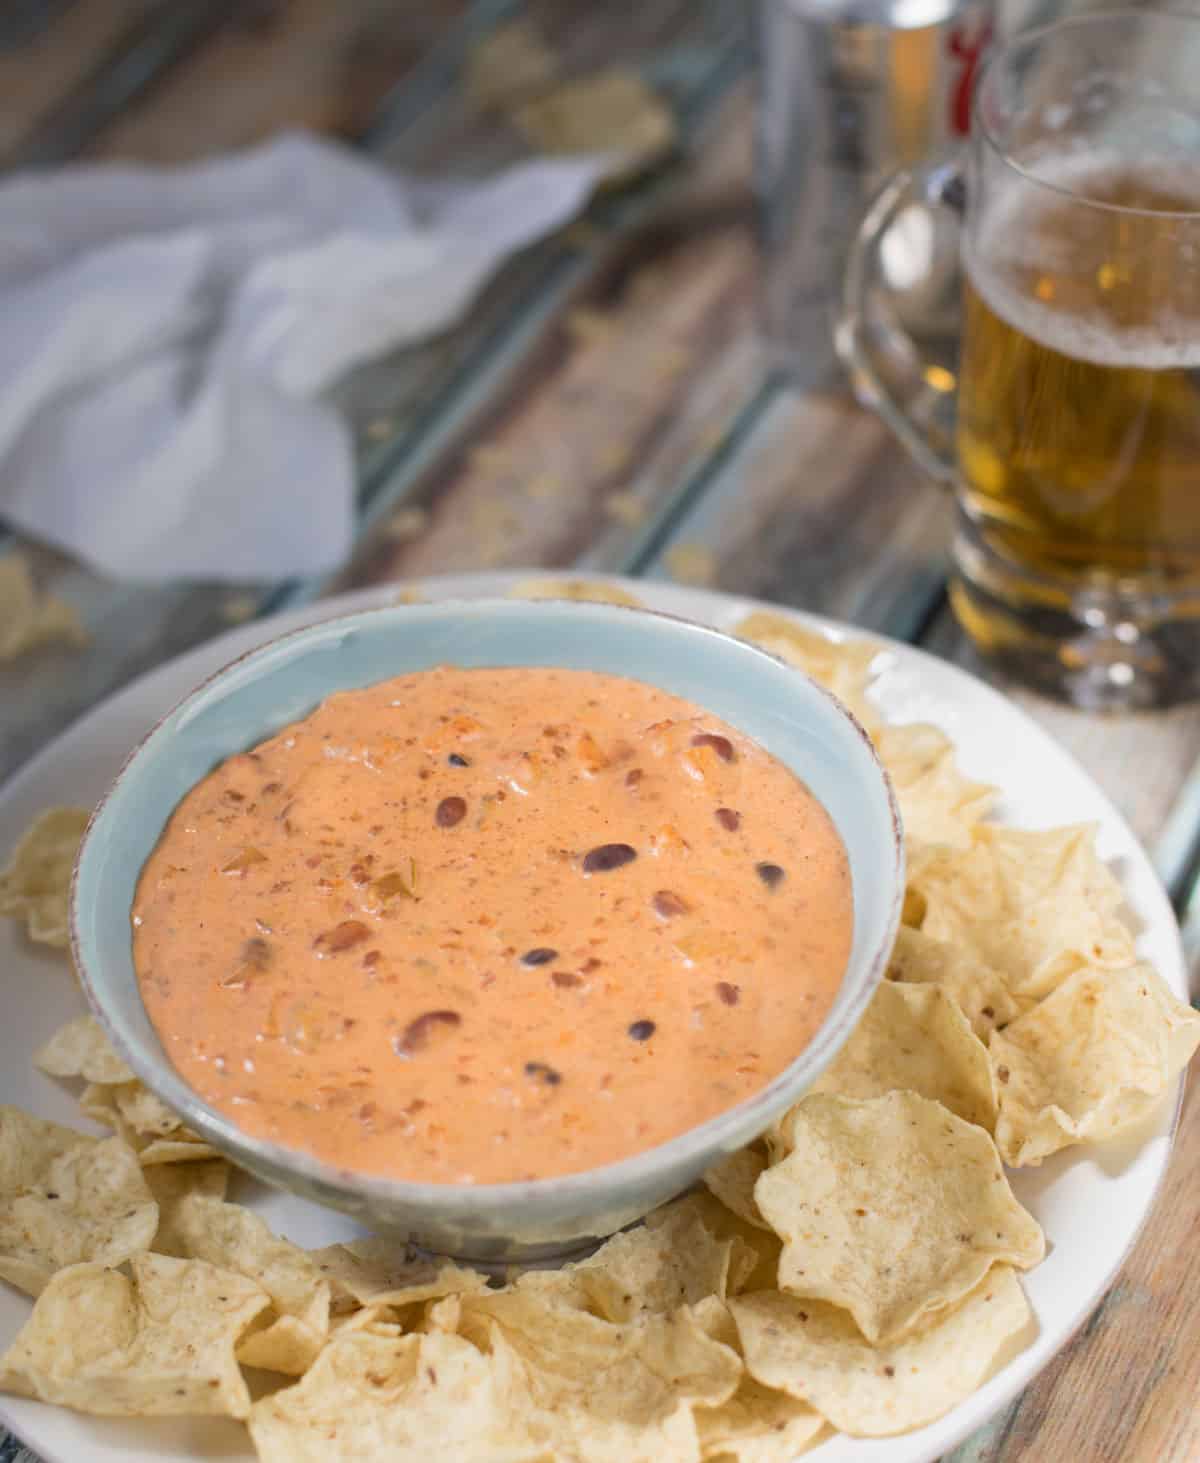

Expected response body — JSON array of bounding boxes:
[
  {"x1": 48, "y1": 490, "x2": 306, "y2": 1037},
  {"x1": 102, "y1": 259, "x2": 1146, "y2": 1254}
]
[{"x1": 71, "y1": 599, "x2": 903, "y2": 1262}]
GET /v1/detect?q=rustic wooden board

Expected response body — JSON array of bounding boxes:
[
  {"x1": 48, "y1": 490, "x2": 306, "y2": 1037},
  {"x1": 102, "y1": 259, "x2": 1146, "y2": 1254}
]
[
  {"x1": 639, "y1": 384, "x2": 952, "y2": 639},
  {"x1": 0, "y1": 541, "x2": 272, "y2": 778},
  {"x1": 330, "y1": 0, "x2": 749, "y2": 485},
  {"x1": 332, "y1": 169, "x2": 761, "y2": 589},
  {"x1": 0, "y1": 0, "x2": 158, "y2": 162},
  {"x1": 370, "y1": 0, "x2": 744, "y2": 174},
  {"x1": 85, "y1": 0, "x2": 471, "y2": 162},
  {"x1": 3, "y1": 0, "x2": 251, "y2": 171},
  {"x1": 0, "y1": 1, "x2": 74, "y2": 51},
  {"x1": 1, "y1": 6, "x2": 1199, "y2": 1461}
]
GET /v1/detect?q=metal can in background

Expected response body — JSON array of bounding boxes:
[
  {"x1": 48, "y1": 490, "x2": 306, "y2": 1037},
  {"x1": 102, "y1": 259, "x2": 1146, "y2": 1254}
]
[{"x1": 757, "y1": 0, "x2": 991, "y2": 386}]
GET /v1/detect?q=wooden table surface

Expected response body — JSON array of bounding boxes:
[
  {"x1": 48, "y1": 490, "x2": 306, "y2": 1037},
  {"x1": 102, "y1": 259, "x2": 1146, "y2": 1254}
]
[{"x1": 1, "y1": 5, "x2": 1198, "y2": 1462}]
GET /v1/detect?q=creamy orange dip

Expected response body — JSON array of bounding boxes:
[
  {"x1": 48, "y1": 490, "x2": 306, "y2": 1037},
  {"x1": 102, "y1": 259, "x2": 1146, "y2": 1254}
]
[{"x1": 132, "y1": 667, "x2": 852, "y2": 1185}]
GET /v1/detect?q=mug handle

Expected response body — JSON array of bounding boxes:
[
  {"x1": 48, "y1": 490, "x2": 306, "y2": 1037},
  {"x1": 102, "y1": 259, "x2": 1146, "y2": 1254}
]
[{"x1": 835, "y1": 154, "x2": 968, "y2": 486}]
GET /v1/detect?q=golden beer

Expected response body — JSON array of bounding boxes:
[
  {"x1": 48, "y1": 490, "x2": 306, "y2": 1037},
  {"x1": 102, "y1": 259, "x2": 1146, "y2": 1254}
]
[
  {"x1": 956, "y1": 166, "x2": 1200, "y2": 587},
  {"x1": 843, "y1": 12, "x2": 1200, "y2": 703}
]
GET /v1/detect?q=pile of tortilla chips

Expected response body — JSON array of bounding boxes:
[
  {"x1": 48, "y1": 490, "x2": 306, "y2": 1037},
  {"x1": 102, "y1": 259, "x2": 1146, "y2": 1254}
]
[{"x1": 0, "y1": 586, "x2": 1196, "y2": 1461}]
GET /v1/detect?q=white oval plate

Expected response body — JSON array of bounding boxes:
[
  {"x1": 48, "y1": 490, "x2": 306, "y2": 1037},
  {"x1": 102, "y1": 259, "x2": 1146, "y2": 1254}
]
[{"x1": 0, "y1": 572, "x2": 1185, "y2": 1463}]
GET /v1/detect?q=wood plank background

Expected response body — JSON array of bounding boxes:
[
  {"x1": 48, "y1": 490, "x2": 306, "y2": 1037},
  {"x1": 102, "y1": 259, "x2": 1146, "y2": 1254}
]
[{"x1": 0, "y1": 5, "x2": 1196, "y2": 1461}]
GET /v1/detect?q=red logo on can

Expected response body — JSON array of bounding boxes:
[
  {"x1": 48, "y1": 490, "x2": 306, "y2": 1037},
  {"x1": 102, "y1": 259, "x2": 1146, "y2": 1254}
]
[{"x1": 948, "y1": 20, "x2": 993, "y2": 136}]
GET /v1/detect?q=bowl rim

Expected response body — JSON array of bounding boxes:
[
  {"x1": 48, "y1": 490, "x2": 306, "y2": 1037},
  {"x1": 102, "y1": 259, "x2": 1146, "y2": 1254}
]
[{"x1": 70, "y1": 596, "x2": 904, "y2": 1211}]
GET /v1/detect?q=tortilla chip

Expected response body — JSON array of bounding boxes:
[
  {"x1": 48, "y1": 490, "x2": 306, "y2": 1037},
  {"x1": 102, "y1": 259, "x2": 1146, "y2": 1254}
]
[
  {"x1": 691, "y1": 1297, "x2": 826, "y2": 1461},
  {"x1": 887, "y1": 926, "x2": 1022, "y2": 1040},
  {"x1": 703, "y1": 1145, "x2": 772, "y2": 1231},
  {"x1": 144, "y1": 1160, "x2": 230, "y2": 1256},
  {"x1": 650, "y1": 1193, "x2": 782, "y2": 1297},
  {"x1": 488, "y1": 1201, "x2": 754, "y2": 1328},
  {"x1": 509, "y1": 577, "x2": 642, "y2": 608},
  {"x1": 897, "y1": 839, "x2": 942, "y2": 928},
  {"x1": 0, "y1": 1107, "x2": 157, "y2": 1295},
  {"x1": 459, "y1": 1296, "x2": 742, "y2": 1462},
  {"x1": 491, "y1": 1263, "x2": 594, "y2": 1317},
  {"x1": 35, "y1": 1015, "x2": 134, "y2": 1085},
  {"x1": 756, "y1": 1094, "x2": 1043, "y2": 1343},
  {"x1": 697, "y1": 1378, "x2": 826, "y2": 1461},
  {"x1": 811, "y1": 980, "x2": 997, "y2": 1131},
  {"x1": 991, "y1": 962, "x2": 1200, "y2": 1166},
  {"x1": 309, "y1": 1236, "x2": 488, "y2": 1312},
  {"x1": 565, "y1": 1201, "x2": 748, "y2": 1323},
  {"x1": 168, "y1": 1193, "x2": 330, "y2": 1375},
  {"x1": 914, "y1": 824, "x2": 1135, "y2": 1000},
  {"x1": 0, "y1": 557, "x2": 87, "y2": 662},
  {"x1": 0, "y1": 1253, "x2": 268, "y2": 1417},
  {"x1": 512, "y1": 70, "x2": 676, "y2": 181},
  {"x1": 734, "y1": 614, "x2": 880, "y2": 733},
  {"x1": 422, "y1": 1292, "x2": 467, "y2": 1336},
  {"x1": 875, "y1": 723, "x2": 997, "y2": 849},
  {"x1": 328, "y1": 1302, "x2": 406, "y2": 1339},
  {"x1": 79, "y1": 1079, "x2": 216, "y2": 1162},
  {"x1": 236, "y1": 1313, "x2": 326, "y2": 1377},
  {"x1": 105, "y1": 1081, "x2": 190, "y2": 1137},
  {"x1": 0, "y1": 807, "x2": 90, "y2": 948},
  {"x1": 249, "y1": 1328, "x2": 543, "y2": 1462},
  {"x1": 731, "y1": 1267, "x2": 1031, "y2": 1436}
]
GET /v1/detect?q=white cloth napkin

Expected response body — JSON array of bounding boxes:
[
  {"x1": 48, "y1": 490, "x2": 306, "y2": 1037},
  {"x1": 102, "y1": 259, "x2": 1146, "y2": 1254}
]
[{"x1": 0, "y1": 133, "x2": 608, "y2": 583}]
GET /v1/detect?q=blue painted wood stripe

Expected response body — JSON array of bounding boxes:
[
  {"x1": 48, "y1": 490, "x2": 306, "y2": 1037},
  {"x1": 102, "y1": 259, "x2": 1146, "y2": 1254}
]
[
  {"x1": 360, "y1": 0, "x2": 525, "y2": 154},
  {"x1": 618, "y1": 375, "x2": 779, "y2": 578},
  {"x1": 1153, "y1": 759, "x2": 1200, "y2": 908},
  {"x1": 7, "y1": 0, "x2": 240, "y2": 170},
  {"x1": 0, "y1": 0, "x2": 75, "y2": 51}
]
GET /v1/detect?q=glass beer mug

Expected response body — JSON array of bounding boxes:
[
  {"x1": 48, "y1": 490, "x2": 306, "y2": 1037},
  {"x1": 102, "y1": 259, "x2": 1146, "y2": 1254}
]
[{"x1": 839, "y1": 11, "x2": 1200, "y2": 709}]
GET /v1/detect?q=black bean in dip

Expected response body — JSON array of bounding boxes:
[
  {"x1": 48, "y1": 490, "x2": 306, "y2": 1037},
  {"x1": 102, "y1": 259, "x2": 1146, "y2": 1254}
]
[
  {"x1": 756, "y1": 862, "x2": 785, "y2": 889},
  {"x1": 628, "y1": 1019, "x2": 656, "y2": 1041},
  {"x1": 583, "y1": 843, "x2": 637, "y2": 874},
  {"x1": 241, "y1": 936, "x2": 272, "y2": 970},
  {"x1": 393, "y1": 1009, "x2": 462, "y2": 1057},
  {"x1": 520, "y1": 947, "x2": 558, "y2": 967},
  {"x1": 313, "y1": 920, "x2": 369, "y2": 955},
  {"x1": 523, "y1": 1061, "x2": 562, "y2": 1086},
  {"x1": 447, "y1": 753, "x2": 470, "y2": 767},
  {"x1": 690, "y1": 733, "x2": 736, "y2": 762},
  {"x1": 715, "y1": 807, "x2": 741, "y2": 831}
]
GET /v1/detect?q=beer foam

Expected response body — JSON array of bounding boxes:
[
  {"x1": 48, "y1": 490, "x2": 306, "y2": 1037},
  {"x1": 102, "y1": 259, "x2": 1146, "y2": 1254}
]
[{"x1": 964, "y1": 150, "x2": 1200, "y2": 371}]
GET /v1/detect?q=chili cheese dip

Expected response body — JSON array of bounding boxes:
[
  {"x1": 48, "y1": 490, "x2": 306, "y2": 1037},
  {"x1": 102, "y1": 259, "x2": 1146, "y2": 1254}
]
[{"x1": 132, "y1": 667, "x2": 853, "y2": 1185}]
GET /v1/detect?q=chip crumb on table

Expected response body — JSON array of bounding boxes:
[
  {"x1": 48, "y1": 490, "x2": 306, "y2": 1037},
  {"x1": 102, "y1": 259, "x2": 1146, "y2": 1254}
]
[
  {"x1": 0, "y1": 626, "x2": 1197, "y2": 1460},
  {"x1": 604, "y1": 490, "x2": 646, "y2": 527},
  {"x1": 382, "y1": 505, "x2": 430, "y2": 543},
  {"x1": 509, "y1": 576, "x2": 643, "y2": 608},
  {"x1": 0, "y1": 807, "x2": 90, "y2": 950},
  {"x1": 511, "y1": 70, "x2": 678, "y2": 184},
  {"x1": 665, "y1": 543, "x2": 718, "y2": 588},
  {"x1": 464, "y1": 18, "x2": 559, "y2": 114},
  {"x1": 220, "y1": 593, "x2": 260, "y2": 625},
  {"x1": 0, "y1": 558, "x2": 88, "y2": 663}
]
